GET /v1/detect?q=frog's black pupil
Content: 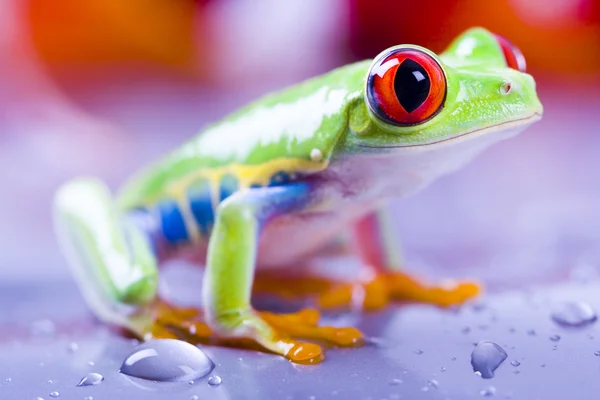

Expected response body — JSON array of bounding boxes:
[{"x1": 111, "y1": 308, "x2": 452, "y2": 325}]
[{"x1": 393, "y1": 59, "x2": 430, "y2": 113}]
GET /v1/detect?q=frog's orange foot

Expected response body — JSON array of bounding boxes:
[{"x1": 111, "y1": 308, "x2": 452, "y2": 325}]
[
  {"x1": 317, "y1": 272, "x2": 481, "y2": 311},
  {"x1": 144, "y1": 300, "x2": 363, "y2": 364},
  {"x1": 258, "y1": 308, "x2": 363, "y2": 347}
]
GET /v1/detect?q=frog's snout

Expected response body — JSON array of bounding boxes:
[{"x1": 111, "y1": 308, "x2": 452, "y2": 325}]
[{"x1": 499, "y1": 73, "x2": 543, "y2": 117}]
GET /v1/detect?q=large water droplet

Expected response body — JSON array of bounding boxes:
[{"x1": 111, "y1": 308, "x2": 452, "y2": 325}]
[
  {"x1": 49, "y1": 392, "x2": 59, "y2": 398},
  {"x1": 120, "y1": 339, "x2": 214, "y2": 382},
  {"x1": 207, "y1": 375, "x2": 222, "y2": 386},
  {"x1": 77, "y1": 373, "x2": 104, "y2": 387},
  {"x1": 471, "y1": 341, "x2": 507, "y2": 379},
  {"x1": 551, "y1": 301, "x2": 597, "y2": 327}
]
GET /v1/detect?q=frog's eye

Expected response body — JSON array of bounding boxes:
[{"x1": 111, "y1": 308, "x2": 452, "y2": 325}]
[
  {"x1": 366, "y1": 49, "x2": 447, "y2": 126},
  {"x1": 494, "y1": 34, "x2": 526, "y2": 72}
]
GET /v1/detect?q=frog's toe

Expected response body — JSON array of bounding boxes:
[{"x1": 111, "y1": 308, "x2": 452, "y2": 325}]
[
  {"x1": 258, "y1": 308, "x2": 364, "y2": 347},
  {"x1": 386, "y1": 272, "x2": 482, "y2": 307}
]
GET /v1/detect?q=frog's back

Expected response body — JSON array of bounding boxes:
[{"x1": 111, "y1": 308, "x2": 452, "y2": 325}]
[{"x1": 115, "y1": 60, "x2": 369, "y2": 244}]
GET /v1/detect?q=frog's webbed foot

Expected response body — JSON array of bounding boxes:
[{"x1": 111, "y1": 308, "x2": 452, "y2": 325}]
[
  {"x1": 254, "y1": 270, "x2": 480, "y2": 311},
  {"x1": 143, "y1": 299, "x2": 362, "y2": 364},
  {"x1": 316, "y1": 272, "x2": 480, "y2": 310}
]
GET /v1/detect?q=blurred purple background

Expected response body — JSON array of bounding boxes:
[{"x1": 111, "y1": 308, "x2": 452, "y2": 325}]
[{"x1": 0, "y1": 0, "x2": 598, "y2": 286}]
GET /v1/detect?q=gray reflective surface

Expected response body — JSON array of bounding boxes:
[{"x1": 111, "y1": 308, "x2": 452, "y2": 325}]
[{"x1": 0, "y1": 84, "x2": 599, "y2": 399}]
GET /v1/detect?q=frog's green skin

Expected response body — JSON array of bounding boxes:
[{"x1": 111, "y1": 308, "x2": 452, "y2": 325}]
[{"x1": 53, "y1": 27, "x2": 542, "y2": 360}]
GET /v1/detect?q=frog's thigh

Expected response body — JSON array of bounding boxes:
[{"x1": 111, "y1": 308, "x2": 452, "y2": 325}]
[{"x1": 53, "y1": 178, "x2": 159, "y2": 331}]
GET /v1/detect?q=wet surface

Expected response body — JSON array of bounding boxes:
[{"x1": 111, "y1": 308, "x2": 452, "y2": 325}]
[
  {"x1": 4, "y1": 279, "x2": 600, "y2": 399},
  {"x1": 0, "y1": 83, "x2": 599, "y2": 399}
]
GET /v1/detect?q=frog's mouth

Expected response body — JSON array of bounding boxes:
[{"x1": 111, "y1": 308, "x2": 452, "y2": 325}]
[{"x1": 359, "y1": 113, "x2": 542, "y2": 150}]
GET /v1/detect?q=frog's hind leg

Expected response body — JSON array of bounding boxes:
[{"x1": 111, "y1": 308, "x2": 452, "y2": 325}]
[{"x1": 53, "y1": 178, "x2": 160, "y2": 335}]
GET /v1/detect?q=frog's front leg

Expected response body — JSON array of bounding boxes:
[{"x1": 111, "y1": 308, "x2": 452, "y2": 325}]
[
  {"x1": 317, "y1": 207, "x2": 481, "y2": 310},
  {"x1": 53, "y1": 178, "x2": 159, "y2": 334},
  {"x1": 203, "y1": 183, "x2": 362, "y2": 363}
]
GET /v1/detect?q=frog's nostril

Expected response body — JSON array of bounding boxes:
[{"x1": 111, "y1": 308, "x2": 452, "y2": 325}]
[{"x1": 500, "y1": 81, "x2": 513, "y2": 95}]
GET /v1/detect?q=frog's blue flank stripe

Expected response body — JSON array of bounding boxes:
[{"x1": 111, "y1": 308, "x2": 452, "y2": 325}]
[
  {"x1": 188, "y1": 189, "x2": 214, "y2": 236},
  {"x1": 157, "y1": 199, "x2": 189, "y2": 244}
]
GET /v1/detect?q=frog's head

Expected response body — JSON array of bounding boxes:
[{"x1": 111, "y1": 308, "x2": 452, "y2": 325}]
[{"x1": 339, "y1": 27, "x2": 542, "y2": 191}]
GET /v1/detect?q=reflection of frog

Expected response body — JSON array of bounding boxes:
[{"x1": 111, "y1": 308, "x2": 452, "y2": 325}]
[{"x1": 54, "y1": 27, "x2": 542, "y2": 364}]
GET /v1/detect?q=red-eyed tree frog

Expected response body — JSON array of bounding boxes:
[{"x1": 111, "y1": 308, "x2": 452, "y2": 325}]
[{"x1": 53, "y1": 27, "x2": 543, "y2": 364}]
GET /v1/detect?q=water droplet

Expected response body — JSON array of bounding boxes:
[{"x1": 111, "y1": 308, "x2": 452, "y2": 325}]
[
  {"x1": 207, "y1": 375, "x2": 222, "y2": 386},
  {"x1": 68, "y1": 342, "x2": 79, "y2": 353},
  {"x1": 551, "y1": 301, "x2": 597, "y2": 327},
  {"x1": 594, "y1": 350, "x2": 600, "y2": 356},
  {"x1": 471, "y1": 341, "x2": 508, "y2": 379},
  {"x1": 510, "y1": 360, "x2": 521, "y2": 367},
  {"x1": 512, "y1": 370, "x2": 520, "y2": 375},
  {"x1": 47, "y1": 380, "x2": 53, "y2": 384},
  {"x1": 5, "y1": 377, "x2": 11, "y2": 382},
  {"x1": 421, "y1": 386, "x2": 429, "y2": 392},
  {"x1": 389, "y1": 378, "x2": 403, "y2": 385},
  {"x1": 120, "y1": 339, "x2": 214, "y2": 382},
  {"x1": 474, "y1": 371, "x2": 482, "y2": 377},
  {"x1": 427, "y1": 379, "x2": 439, "y2": 389},
  {"x1": 49, "y1": 392, "x2": 59, "y2": 398},
  {"x1": 84, "y1": 397, "x2": 93, "y2": 400},
  {"x1": 87, "y1": 361, "x2": 95, "y2": 366},
  {"x1": 508, "y1": 327, "x2": 516, "y2": 334},
  {"x1": 540, "y1": 363, "x2": 546, "y2": 368},
  {"x1": 188, "y1": 380, "x2": 194, "y2": 385},
  {"x1": 451, "y1": 356, "x2": 457, "y2": 361},
  {"x1": 527, "y1": 329, "x2": 536, "y2": 336},
  {"x1": 480, "y1": 386, "x2": 496, "y2": 397},
  {"x1": 77, "y1": 373, "x2": 104, "y2": 387},
  {"x1": 461, "y1": 327, "x2": 471, "y2": 334},
  {"x1": 549, "y1": 334, "x2": 561, "y2": 342},
  {"x1": 440, "y1": 367, "x2": 446, "y2": 372},
  {"x1": 414, "y1": 349, "x2": 424, "y2": 355},
  {"x1": 35, "y1": 397, "x2": 44, "y2": 400},
  {"x1": 190, "y1": 396, "x2": 199, "y2": 400}
]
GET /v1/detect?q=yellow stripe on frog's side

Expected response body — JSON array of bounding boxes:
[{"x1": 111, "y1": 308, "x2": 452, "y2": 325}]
[{"x1": 136, "y1": 157, "x2": 328, "y2": 243}]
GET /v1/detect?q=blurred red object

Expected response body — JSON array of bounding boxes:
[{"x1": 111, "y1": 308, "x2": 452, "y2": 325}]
[
  {"x1": 348, "y1": 0, "x2": 600, "y2": 78},
  {"x1": 26, "y1": 0, "x2": 206, "y2": 77}
]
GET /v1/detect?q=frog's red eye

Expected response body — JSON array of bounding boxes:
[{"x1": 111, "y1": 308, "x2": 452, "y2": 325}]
[
  {"x1": 494, "y1": 34, "x2": 526, "y2": 72},
  {"x1": 366, "y1": 49, "x2": 447, "y2": 126}
]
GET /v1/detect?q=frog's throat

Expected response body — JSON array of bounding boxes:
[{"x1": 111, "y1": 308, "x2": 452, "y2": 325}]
[{"x1": 358, "y1": 113, "x2": 542, "y2": 150}]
